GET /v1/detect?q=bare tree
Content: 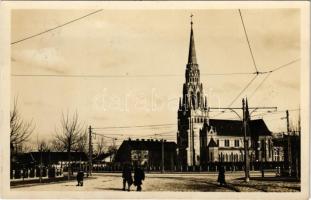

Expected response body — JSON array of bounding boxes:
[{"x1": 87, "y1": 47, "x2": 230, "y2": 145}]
[
  {"x1": 54, "y1": 111, "x2": 85, "y2": 180},
  {"x1": 10, "y1": 99, "x2": 35, "y2": 155},
  {"x1": 95, "y1": 138, "x2": 106, "y2": 156},
  {"x1": 75, "y1": 130, "x2": 88, "y2": 153},
  {"x1": 107, "y1": 140, "x2": 118, "y2": 162},
  {"x1": 37, "y1": 139, "x2": 51, "y2": 152},
  {"x1": 50, "y1": 138, "x2": 66, "y2": 152}
]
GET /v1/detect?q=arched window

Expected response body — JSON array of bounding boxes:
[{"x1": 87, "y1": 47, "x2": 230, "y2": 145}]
[{"x1": 197, "y1": 92, "x2": 200, "y2": 106}]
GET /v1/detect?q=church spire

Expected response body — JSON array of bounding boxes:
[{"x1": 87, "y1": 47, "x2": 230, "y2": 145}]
[{"x1": 188, "y1": 14, "x2": 197, "y2": 65}]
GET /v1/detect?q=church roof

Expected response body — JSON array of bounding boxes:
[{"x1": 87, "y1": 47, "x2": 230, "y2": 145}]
[
  {"x1": 188, "y1": 21, "x2": 197, "y2": 64},
  {"x1": 207, "y1": 138, "x2": 218, "y2": 147},
  {"x1": 209, "y1": 119, "x2": 271, "y2": 137}
]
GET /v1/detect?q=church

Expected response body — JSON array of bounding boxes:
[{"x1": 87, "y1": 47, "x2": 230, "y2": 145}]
[{"x1": 176, "y1": 18, "x2": 274, "y2": 169}]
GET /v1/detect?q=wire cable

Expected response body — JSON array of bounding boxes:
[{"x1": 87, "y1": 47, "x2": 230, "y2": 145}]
[
  {"x1": 249, "y1": 73, "x2": 271, "y2": 100},
  {"x1": 11, "y1": 9, "x2": 103, "y2": 45},
  {"x1": 211, "y1": 75, "x2": 257, "y2": 118},
  {"x1": 11, "y1": 72, "x2": 255, "y2": 78},
  {"x1": 238, "y1": 9, "x2": 258, "y2": 73},
  {"x1": 92, "y1": 123, "x2": 176, "y2": 130},
  {"x1": 11, "y1": 59, "x2": 299, "y2": 78},
  {"x1": 227, "y1": 75, "x2": 258, "y2": 107},
  {"x1": 269, "y1": 58, "x2": 300, "y2": 72}
]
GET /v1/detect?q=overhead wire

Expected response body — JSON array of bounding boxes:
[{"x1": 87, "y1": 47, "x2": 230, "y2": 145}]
[
  {"x1": 238, "y1": 9, "x2": 259, "y2": 73},
  {"x1": 249, "y1": 73, "x2": 271, "y2": 100},
  {"x1": 11, "y1": 9, "x2": 103, "y2": 45},
  {"x1": 92, "y1": 123, "x2": 176, "y2": 130},
  {"x1": 11, "y1": 72, "x2": 256, "y2": 78}
]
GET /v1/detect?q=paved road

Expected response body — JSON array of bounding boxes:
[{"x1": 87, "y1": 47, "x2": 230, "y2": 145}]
[{"x1": 11, "y1": 172, "x2": 299, "y2": 192}]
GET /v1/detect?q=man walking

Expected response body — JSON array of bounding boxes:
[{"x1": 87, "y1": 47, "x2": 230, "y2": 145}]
[
  {"x1": 217, "y1": 163, "x2": 226, "y2": 186},
  {"x1": 134, "y1": 165, "x2": 145, "y2": 191},
  {"x1": 122, "y1": 164, "x2": 133, "y2": 191},
  {"x1": 76, "y1": 170, "x2": 84, "y2": 186}
]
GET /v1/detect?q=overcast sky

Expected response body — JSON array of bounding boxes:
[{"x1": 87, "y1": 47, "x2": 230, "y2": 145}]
[{"x1": 11, "y1": 9, "x2": 300, "y2": 146}]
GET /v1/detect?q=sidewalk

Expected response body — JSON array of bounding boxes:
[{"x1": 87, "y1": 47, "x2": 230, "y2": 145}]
[{"x1": 11, "y1": 176, "x2": 86, "y2": 188}]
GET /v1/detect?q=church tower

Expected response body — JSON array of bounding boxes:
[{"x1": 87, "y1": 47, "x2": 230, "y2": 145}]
[{"x1": 177, "y1": 17, "x2": 209, "y2": 167}]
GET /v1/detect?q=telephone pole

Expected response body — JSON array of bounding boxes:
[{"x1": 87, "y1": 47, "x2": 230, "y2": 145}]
[
  {"x1": 161, "y1": 139, "x2": 165, "y2": 173},
  {"x1": 286, "y1": 110, "x2": 292, "y2": 176},
  {"x1": 88, "y1": 125, "x2": 93, "y2": 176}
]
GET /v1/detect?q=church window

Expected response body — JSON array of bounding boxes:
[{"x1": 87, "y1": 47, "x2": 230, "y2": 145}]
[
  {"x1": 225, "y1": 140, "x2": 230, "y2": 147},
  {"x1": 234, "y1": 140, "x2": 239, "y2": 147},
  {"x1": 216, "y1": 139, "x2": 219, "y2": 146}
]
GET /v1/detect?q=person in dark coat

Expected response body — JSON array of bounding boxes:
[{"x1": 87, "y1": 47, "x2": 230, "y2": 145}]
[
  {"x1": 134, "y1": 165, "x2": 145, "y2": 191},
  {"x1": 76, "y1": 170, "x2": 84, "y2": 186},
  {"x1": 122, "y1": 164, "x2": 133, "y2": 191},
  {"x1": 217, "y1": 163, "x2": 226, "y2": 186}
]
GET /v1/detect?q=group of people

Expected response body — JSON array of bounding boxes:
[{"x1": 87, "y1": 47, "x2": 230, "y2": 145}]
[
  {"x1": 122, "y1": 164, "x2": 145, "y2": 191},
  {"x1": 76, "y1": 163, "x2": 225, "y2": 190}
]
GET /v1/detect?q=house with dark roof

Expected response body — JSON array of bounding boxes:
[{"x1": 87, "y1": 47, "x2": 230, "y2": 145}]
[{"x1": 114, "y1": 139, "x2": 177, "y2": 170}]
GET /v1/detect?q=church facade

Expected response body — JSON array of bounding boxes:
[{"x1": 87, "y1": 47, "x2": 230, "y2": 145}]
[{"x1": 177, "y1": 20, "x2": 274, "y2": 168}]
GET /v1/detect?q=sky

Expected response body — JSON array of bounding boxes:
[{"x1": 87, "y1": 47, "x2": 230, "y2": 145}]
[{"x1": 11, "y1": 9, "x2": 301, "y2": 147}]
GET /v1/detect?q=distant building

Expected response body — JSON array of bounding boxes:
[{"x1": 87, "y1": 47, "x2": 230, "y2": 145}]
[
  {"x1": 114, "y1": 139, "x2": 177, "y2": 170},
  {"x1": 273, "y1": 134, "x2": 300, "y2": 177},
  {"x1": 272, "y1": 137, "x2": 285, "y2": 162},
  {"x1": 177, "y1": 18, "x2": 274, "y2": 169}
]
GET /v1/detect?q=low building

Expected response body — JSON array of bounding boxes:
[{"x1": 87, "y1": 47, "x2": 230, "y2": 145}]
[
  {"x1": 11, "y1": 151, "x2": 88, "y2": 179},
  {"x1": 114, "y1": 139, "x2": 178, "y2": 171}
]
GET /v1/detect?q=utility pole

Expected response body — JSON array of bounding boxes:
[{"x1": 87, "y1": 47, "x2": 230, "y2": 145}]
[
  {"x1": 296, "y1": 110, "x2": 301, "y2": 180},
  {"x1": 39, "y1": 149, "x2": 42, "y2": 183},
  {"x1": 242, "y1": 98, "x2": 250, "y2": 182},
  {"x1": 286, "y1": 110, "x2": 292, "y2": 176},
  {"x1": 88, "y1": 125, "x2": 93, "y2": 176},
  {"x1": 161, "y1": 139, "x2": 165, "y2": 173}
]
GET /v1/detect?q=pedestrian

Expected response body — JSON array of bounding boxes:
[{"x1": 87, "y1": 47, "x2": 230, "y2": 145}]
[
  {"x1": 122, "y1": 164, "x2": 133, "y2": 191},
  {"x1": 217, "y1": 162, "x2": 226, "y2": 186},
  {"x1": 134, "y1": 165, "x2": 145, "y2": 191},
  {"x1": 76, "y1": 170, "x2": 84, "y2": 186}
]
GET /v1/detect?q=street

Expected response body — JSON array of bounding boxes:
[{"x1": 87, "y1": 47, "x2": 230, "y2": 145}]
[{"x1": 11, "y1": 172, "x2": 300, "y2": 192}]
